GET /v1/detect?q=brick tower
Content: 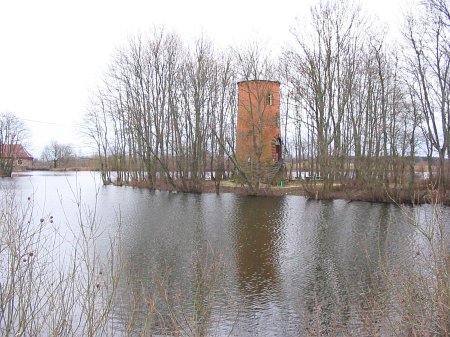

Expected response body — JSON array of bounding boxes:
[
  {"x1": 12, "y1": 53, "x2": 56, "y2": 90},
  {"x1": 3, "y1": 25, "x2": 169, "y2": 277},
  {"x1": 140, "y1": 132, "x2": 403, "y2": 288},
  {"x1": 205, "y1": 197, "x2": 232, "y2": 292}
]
[{"x1": 236, "y1": 80, "x2": 282, "y2": 180}]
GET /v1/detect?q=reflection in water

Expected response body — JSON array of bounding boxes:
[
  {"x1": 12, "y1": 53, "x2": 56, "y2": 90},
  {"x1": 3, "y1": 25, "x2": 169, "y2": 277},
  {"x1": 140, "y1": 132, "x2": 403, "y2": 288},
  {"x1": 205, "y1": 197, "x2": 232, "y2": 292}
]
[
  {"x1": 234, "y1": 197, "x2": 284, "y2": 299},
  {"x1": 4, "y1": 172, "x2": 439, "y2": 336},
  {"x1": 302, "y1": 200, "x2": 351, "y2": 330},
  {"x1": 279, "y1": 198, "x2": 418, "y2": 335}
]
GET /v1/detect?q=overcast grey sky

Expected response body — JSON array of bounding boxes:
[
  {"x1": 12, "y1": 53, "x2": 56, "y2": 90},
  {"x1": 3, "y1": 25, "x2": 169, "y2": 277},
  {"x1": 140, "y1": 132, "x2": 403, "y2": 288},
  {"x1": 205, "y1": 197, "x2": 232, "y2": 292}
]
[{"x1": 0, "y1": 0, "x2": 411, "y2": 157}]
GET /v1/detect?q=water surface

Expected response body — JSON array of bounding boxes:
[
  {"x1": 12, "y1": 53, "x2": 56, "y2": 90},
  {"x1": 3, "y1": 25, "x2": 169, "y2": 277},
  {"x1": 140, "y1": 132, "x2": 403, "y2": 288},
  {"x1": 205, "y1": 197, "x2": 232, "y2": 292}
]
[{"x1": 3, "y1": 171, "x2": 440, "y2": 336}]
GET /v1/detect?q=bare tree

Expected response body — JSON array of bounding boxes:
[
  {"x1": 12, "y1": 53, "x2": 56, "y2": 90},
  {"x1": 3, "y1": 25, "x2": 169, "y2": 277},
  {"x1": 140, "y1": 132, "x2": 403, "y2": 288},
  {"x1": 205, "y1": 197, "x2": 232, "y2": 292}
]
[
  {"x1": 178, "y1": 36, "x2": 216, "y2": 191},
  {"x1": 85, "y1": 28, "x2": 242, "y2": 193},
  {"x1": 84, "y1": 90, "x2": 112, "y2": 184},
  {"x1": 287, "y1": 0, "x2": 369, "y2": 193},
  {"x1": 209, "y1": 50, "x2": 237, "y2": 192},
  {"x1": 427, "y1": 0, "x2": 450, "y2": 24},
  {"x1": 0, "y1": 112, "x2": 29, "y2": 177},
  {"x1": 41, "y1": 140, "x2": 74, "y2": 168},
  {"x1": 282, "y1": 0, "x2": 418, "y2": 201},
  {"x1": 404, "y1": 0, "x2": 450, "y2": 190}
]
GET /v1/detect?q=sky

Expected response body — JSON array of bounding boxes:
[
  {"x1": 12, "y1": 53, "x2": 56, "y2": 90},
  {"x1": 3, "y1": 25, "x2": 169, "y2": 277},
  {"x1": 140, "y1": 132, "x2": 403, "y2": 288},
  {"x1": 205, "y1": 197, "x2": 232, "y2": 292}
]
[{"x1": 0, "y1": 0, "x2": 412, "y2": 158}]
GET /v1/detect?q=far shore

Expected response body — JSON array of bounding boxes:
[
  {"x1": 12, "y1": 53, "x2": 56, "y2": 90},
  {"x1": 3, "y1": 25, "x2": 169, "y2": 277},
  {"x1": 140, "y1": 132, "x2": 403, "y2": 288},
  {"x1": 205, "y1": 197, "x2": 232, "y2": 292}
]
[
  {"x1": 11, "y1": 168, "x2": 449, "y2": 205},
  {"x1": 109, "y1": 175, "x2": 445, "y2": 206}
]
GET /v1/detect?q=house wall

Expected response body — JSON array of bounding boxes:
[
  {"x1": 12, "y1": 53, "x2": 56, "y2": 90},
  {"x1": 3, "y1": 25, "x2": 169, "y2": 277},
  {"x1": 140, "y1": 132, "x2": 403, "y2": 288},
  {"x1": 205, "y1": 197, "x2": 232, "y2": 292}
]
[
  {"x1": 14, "y1": 158, "x2": 33, "y2": 171},
  {"x1": 236, "y1": 80, "x2": 281, "y2": 167}
]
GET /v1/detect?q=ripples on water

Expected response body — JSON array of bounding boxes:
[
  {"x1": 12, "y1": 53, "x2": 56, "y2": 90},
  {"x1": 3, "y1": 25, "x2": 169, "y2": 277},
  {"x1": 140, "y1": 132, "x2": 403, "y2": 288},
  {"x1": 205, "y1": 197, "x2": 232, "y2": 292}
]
[{"x1": 3, "y1": 171, "x2": 447, "y2": 336}]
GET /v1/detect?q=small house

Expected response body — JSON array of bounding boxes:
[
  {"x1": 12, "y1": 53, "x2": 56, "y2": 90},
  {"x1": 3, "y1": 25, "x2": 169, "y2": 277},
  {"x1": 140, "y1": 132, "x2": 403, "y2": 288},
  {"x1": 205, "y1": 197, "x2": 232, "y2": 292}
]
[{"x1": 0, "y1": 144, "x2": 34, "y2": 171}]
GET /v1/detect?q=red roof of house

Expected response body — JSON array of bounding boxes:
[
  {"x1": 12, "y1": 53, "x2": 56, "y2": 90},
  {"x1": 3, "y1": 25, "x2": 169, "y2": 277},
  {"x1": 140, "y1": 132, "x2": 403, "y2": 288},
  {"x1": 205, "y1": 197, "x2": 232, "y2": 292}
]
[{"x1": 0, "y1": 144, "x2": 33, "y2": 160}]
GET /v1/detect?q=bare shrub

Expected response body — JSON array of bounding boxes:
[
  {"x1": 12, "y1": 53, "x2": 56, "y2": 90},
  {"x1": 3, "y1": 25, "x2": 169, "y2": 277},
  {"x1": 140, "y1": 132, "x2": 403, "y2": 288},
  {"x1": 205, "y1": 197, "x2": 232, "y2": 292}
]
[
  {"x1": 387, "y1": 190, "x2": 450, "y2": 336},
  {"x1": 0, "y1": 182, "x2": 121, "y2": 337}
]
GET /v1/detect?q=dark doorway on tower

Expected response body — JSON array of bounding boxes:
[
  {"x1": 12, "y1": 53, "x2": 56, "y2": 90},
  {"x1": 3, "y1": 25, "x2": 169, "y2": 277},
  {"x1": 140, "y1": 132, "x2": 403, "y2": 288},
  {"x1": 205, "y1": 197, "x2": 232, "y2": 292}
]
[{"x1": 274, "y1": 137, "x2": 282, "y2": 162}]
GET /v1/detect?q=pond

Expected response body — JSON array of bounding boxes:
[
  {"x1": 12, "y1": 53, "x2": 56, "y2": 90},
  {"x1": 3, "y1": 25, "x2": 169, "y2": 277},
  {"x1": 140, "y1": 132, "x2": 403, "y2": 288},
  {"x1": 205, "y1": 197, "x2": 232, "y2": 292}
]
[{"x1": 1, "y1": 171, "x2": 447, "y2": 336}]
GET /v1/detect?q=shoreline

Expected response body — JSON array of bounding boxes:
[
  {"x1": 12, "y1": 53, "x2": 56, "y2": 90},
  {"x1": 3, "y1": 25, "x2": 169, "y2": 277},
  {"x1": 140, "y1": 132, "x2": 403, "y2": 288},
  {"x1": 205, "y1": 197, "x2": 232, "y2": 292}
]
[
  {"x1": 119, "y1": 178, "x2": 446, "y2": 205},
  {"x1": 13, "y1": 169, "x2": 449, "y2": 205}
]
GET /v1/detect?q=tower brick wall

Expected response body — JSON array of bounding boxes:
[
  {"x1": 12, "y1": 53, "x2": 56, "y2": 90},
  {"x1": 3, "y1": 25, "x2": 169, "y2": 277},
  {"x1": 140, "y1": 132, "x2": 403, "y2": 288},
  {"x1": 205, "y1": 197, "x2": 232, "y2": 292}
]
[{"x1": 236, "y1": 80, "x2": 281, "y2": 169}]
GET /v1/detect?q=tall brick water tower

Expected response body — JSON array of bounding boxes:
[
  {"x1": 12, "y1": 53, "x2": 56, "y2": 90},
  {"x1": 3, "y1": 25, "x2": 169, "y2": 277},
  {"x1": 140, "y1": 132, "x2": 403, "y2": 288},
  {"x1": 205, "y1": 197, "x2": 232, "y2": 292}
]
[{"x1": 236, "y1": 80, "x2": 282, "y2": 181}]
